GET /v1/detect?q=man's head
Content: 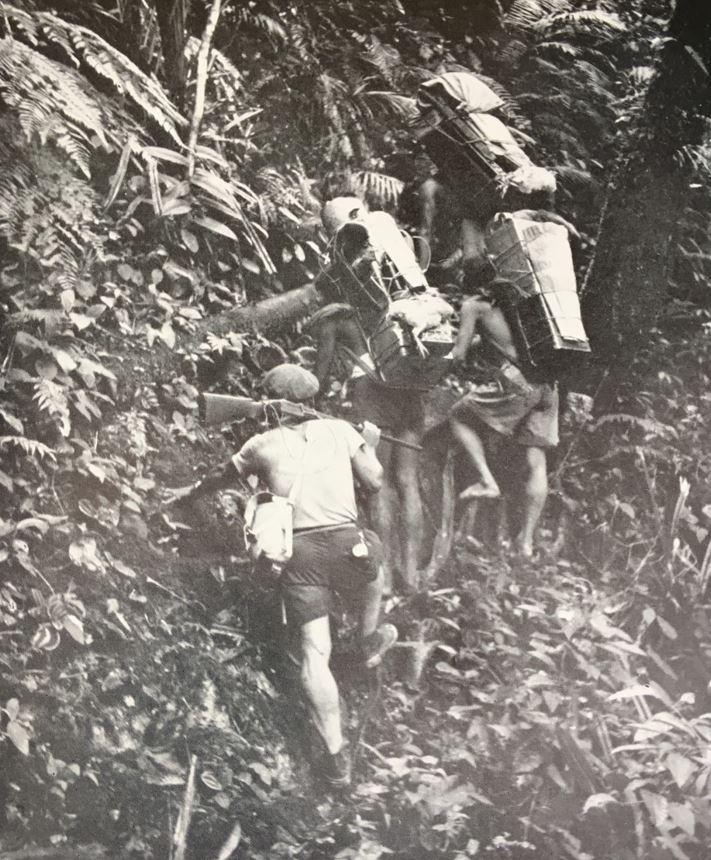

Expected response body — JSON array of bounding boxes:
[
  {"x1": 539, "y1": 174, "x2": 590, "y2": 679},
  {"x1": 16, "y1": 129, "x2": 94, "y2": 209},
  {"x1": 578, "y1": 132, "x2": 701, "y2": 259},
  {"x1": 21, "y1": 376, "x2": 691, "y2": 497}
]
[{"x1": 262, "y1": 363, "x2": 319, "y2": 403}]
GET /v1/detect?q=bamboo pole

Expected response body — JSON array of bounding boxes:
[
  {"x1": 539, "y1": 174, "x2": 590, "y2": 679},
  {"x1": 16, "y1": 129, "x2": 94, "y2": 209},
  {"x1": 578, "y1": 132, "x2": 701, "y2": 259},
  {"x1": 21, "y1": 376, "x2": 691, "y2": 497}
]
[
  {"x1": 173, "y1": 754, "x2": 197, "y2": 860},
  {"x1": 186, "y1": 0, "x2": 222, "y2": 178}
]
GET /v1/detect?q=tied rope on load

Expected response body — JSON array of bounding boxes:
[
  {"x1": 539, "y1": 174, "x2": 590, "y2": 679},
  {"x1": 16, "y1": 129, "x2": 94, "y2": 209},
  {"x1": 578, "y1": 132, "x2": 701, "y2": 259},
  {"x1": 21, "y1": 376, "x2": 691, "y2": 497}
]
[{"x1": 314, "y1": 199, "x2": 456, "y2": 390}]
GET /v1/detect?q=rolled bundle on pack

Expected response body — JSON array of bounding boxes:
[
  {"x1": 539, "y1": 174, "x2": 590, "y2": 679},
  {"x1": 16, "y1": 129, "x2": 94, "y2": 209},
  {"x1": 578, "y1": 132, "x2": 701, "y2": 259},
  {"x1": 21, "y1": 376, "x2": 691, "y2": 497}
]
[
  {"x1": 413, "y1": 72, "x2": 557, "y2": 221},
  {"x1": 417, "y1": 71, "x2": 504, "y2": 114}
]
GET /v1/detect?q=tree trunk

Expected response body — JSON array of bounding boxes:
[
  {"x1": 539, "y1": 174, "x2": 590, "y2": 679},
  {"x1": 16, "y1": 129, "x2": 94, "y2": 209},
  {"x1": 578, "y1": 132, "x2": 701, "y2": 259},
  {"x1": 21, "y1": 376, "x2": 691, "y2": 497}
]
[
  {"x1": 153, "y1": 0, "x2": 191, "y2": 108},
  {"x1": 582, "y1": 1, "x2": 711, "y2": 367}
]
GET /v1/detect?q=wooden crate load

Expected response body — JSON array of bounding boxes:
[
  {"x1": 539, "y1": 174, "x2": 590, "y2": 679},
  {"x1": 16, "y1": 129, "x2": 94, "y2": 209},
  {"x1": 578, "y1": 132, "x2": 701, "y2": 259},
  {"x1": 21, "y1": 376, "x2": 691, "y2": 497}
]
[
  {"x1": 323, "y1": 201, "x2": 455, "y2": 389},
  {"x1": 369, "y1": 292, "x2": 455, "y2": 390},
  {"x1": 485, "y1": 213, "x2": 591, "y2": 371},
  {"x1": 366, "y1": 210, "x2": 429, "y2": 296},
  {"x1": 412, "y1": 72, "x2": 556, "y2": 221}
]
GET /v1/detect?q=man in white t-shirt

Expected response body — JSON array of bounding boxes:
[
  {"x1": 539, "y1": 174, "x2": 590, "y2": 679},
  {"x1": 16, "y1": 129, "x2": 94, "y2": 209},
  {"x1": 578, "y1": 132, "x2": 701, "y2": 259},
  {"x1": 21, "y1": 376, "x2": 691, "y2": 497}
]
[{"x1": 166, "y1": 364, "x2": 398, "y2": 788}]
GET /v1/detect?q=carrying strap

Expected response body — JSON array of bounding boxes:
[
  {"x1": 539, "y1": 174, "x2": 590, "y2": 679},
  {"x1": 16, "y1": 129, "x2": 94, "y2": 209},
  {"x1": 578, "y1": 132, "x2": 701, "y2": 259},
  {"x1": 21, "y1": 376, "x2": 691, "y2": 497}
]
[{"x1": 339, "y1": 343, "x2": 384, "y2": 384}]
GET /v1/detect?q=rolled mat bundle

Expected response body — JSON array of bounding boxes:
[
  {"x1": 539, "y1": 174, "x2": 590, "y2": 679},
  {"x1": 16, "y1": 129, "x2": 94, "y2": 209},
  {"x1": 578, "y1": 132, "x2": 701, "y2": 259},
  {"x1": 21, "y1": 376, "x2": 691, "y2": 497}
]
[{"x1": 413, "y1": 72, "x2": 555, "y2": 222}]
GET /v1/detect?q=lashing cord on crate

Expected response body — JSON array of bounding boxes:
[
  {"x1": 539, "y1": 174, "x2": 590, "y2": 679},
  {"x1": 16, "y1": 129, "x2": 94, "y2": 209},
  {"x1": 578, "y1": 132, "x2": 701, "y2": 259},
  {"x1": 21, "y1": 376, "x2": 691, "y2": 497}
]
[
  {"x1": 317, "y1": 222, "x2": 443, "y2": 390},
  {"x1": 414, "y1": 110, "x2": 527, "y2": 204}
]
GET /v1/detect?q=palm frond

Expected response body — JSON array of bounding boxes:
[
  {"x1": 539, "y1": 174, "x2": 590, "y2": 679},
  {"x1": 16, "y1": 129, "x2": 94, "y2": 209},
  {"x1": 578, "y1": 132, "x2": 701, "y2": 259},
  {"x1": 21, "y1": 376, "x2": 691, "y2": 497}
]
[
  {"x1": 350, "y1": 170, "x2": 403, "y2": 212},
  {"x1": 363, "y1": 36, "x2": 401, "y2": 87},
  {"x1": 356, "y1": 91, "x2": 418, "y2": 120}
]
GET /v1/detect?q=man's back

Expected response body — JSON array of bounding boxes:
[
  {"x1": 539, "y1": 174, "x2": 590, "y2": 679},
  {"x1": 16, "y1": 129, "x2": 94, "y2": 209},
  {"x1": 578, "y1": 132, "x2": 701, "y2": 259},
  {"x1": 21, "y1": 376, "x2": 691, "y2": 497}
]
[
  {"x1": 453, "y1": 295, "x2": 519, "y2": 366},
  {"x1": 233, "y1": 418, "x2": 365, "y2": 530}
]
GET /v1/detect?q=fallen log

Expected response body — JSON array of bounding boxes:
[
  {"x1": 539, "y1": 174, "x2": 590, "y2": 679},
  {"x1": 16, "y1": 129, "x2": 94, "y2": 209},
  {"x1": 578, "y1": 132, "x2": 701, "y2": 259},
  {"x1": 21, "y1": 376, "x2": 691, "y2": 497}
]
[{"x1": 191, "y1": 284, "x2": 320, "y2": 342}]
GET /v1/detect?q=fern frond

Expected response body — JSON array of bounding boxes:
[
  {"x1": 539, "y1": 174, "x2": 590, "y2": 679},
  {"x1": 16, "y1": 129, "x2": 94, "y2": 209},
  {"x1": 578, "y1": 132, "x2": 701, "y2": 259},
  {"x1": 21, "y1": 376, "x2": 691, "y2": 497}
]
[
  {"x1": 533, "y1": 11, "x2": 626, "y2": 42},
  {"x1": 537, "y1": 40, "x2": 580, "y2": 61},
  {"x1": 0, "y1": 435, "x2": 56, "y2": 460},
  {"x1": 234, "y1": 8, "x2": 288, "y2": 42},
  {"x1": 34, "y1": 379, "x2": 71, "y2": 436},
  {"x1": 593, "y1": 413, "x2": 678, "y2": 440},
  {"x1": 504, "y1": 0, "x2": 574, "y2": 31},
  {"x1": 674, "y1": 143, "x2": 711, "y2": 178},
  {"x1": 0, "y1": 3, "x2": 185, "y2": 144},
  {"x1": 8, "y1": 309, "x2": 65, "y2": 328}
]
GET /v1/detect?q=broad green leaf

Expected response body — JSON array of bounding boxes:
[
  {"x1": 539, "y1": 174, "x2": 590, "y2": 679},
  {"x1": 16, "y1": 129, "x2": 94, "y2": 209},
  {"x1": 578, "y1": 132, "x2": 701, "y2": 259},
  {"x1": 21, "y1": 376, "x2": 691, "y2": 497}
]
[
  {"x1": 60, "y1": 289, "x2": 75, "y2": 312},
  {"x1": 666, "y1": 752, "x2": 696, "y2": 788},
  {"x1": 656, "y1": 615, "x2": 677, "y2": 640},
  {"x1": 51, "y1": 349, "x2": 77, "y2": 373},
  {"x1": 159, "y1": 322, "x2": 176, "y2": 349},
  {"x1": 241, "y1": 257, "x2": 261, "y2": 274},
  {"x1": 162, "y1": 201, "x2": 192, "y2": 217},
  {"x1": 200, "y1": 770, "x2": 223, "y2": 791},
  {"x1": 62, "y1": 614, "x2": 85, "y2": 644},
  {"x1": 181, "y1": 228, "x2": 199, "y2": 253},
  {"x1": 194, "y1": 216, "x2": 239, "y2": 242},
  {"x1": 7, "y1": 721, "x2": 30, "y2": 755},
  {"x1": 70, "y1": 313, "x2": 94, "y2": 331},
  {"x1": 0, "y1": 407, "x2": 23, "y2": 434},
  {"x1": 31, "y1": 624, "x2": 61, "y2": 651},
  {"x1": 667, "y1": 802, "x2": 695, "y2": 836},
  {"x1": 609, "y1": 683, "x2": 673, "y2": 707},
  {"x1": 14, "y1": 518, "x2": 50, "y2": 536},
  {"x1": 142, "y1": 146, "x2": 189, "y2": 165},
  {"x1": 5, "y1": 698, "x2": 20, "y2": 721},
  {"x1": 583, "y1": 793, "x2": 618, "y2": 813}
]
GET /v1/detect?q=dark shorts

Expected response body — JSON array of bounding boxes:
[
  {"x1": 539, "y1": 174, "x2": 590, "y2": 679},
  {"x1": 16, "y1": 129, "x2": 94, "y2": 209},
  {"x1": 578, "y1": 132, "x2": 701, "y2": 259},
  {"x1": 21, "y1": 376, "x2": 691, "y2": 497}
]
[
  {"x1": 451, "y1": 378, "x2": 559, "y2": 448},
  {"x1": 349, "y1": 376, "x2": 425, "y2": 434},
  {"x1": 282, "y1": 524, "x2": 383, "y2": 627}
]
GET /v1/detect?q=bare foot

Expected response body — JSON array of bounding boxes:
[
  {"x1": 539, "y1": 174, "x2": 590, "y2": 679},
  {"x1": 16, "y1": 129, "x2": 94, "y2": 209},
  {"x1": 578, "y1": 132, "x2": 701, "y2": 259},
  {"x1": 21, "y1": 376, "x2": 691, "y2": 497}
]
[
  {"x1": 459, "y1": 482, "x2": 501, "y2": 501},
  {"x1": 514, "y1": 540, "x2": 534, "y2": 559}
]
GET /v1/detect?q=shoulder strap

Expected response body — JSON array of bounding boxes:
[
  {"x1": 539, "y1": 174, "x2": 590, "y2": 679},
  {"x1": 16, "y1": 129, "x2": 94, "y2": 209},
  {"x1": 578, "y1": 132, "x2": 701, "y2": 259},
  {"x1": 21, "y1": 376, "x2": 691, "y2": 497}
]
[{"x1": 338, "y1": 343, "x2": 384, "y2": 383}]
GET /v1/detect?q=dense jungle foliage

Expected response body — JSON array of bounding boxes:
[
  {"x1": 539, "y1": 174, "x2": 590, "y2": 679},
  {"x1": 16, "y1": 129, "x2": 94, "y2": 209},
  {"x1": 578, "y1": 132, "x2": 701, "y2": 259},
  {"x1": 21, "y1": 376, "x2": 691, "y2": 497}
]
[{"x1": 2, "y1": 0, "x2": 711, "y2": 858}]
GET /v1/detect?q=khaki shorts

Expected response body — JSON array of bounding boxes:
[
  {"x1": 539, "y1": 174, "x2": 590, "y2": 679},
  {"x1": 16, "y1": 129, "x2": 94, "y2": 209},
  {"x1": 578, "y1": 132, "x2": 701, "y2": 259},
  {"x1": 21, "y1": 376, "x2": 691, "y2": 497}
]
[
  {"x1": 281, "y1": 525, "x2": 383, "y2": 627},
  {"x1": 451, "y1": 377, "x2": 559, "y2": 449},
  {"x1": 348, "y1": 376, "x2": 425, "y2": 434}
]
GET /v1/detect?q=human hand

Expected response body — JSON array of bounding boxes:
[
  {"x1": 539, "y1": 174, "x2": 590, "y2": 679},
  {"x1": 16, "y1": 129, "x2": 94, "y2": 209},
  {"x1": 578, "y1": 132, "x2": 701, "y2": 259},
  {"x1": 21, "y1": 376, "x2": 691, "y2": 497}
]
[{"x1": 360, "y1": 420, "x2": 381, "y2": 449}]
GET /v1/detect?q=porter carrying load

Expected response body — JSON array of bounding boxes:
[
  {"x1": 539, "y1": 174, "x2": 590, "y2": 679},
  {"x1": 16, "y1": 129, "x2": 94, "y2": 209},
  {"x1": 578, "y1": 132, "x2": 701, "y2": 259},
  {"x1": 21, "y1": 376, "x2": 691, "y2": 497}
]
[
  {"x1": 484, "y1": 212, "x2": 591, "y2": 375},
  {"x1": 318, "y1": 202, "x2": 454, "y2": 389},
  {"x1": 412, "y1": 71, "x2": 556, "y2": 222}
]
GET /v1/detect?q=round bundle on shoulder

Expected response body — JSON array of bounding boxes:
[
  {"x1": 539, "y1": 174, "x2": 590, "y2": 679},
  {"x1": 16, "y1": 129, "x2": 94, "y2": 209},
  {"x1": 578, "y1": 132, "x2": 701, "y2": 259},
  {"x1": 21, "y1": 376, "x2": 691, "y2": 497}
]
[{"x1": 321, "y1": 196, "x2": 368, "y2": 237}]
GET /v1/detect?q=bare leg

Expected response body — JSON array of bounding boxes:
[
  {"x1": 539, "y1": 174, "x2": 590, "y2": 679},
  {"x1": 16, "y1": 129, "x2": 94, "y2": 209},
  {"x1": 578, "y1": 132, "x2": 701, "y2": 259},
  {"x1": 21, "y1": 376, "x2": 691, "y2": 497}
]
[
  {"x1": 360, "y1": 564, "x2": 384, "y2": 639},
  {"x1": 516, "y1": 446, "x2": 548, "y2": 557},
  {"x1": 450, "y1": 416, "x2": 501, "y2": 499},
  {"x1": 393, "y1": 435, "x2": 423, "y2": 591},
  {"x1": 452, "y1": 296, "x2": 481, "y2": 361},
  {"x1": 300, "y1": 616, "x2": 343, "y2": 754},
  {"x1": 461, "y1": 218, "x2": 487, "y2": 273},
  {"x1": 366, "y1": 439, "x2": 397, "y2": 594}
]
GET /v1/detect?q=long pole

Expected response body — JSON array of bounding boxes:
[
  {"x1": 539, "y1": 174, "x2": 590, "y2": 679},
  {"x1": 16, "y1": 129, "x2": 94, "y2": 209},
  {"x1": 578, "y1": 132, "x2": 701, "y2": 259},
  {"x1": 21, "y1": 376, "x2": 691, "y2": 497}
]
[{"x1": 186, "y1": 0, "x2": 222, "y2": 178}]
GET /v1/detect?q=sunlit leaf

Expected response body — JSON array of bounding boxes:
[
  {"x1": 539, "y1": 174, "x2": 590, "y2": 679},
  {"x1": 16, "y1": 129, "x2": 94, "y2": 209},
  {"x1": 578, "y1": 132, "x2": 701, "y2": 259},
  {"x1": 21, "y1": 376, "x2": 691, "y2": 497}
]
[{"x1": 7, "y1": 721, "x2": 30, "y2": 755}]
